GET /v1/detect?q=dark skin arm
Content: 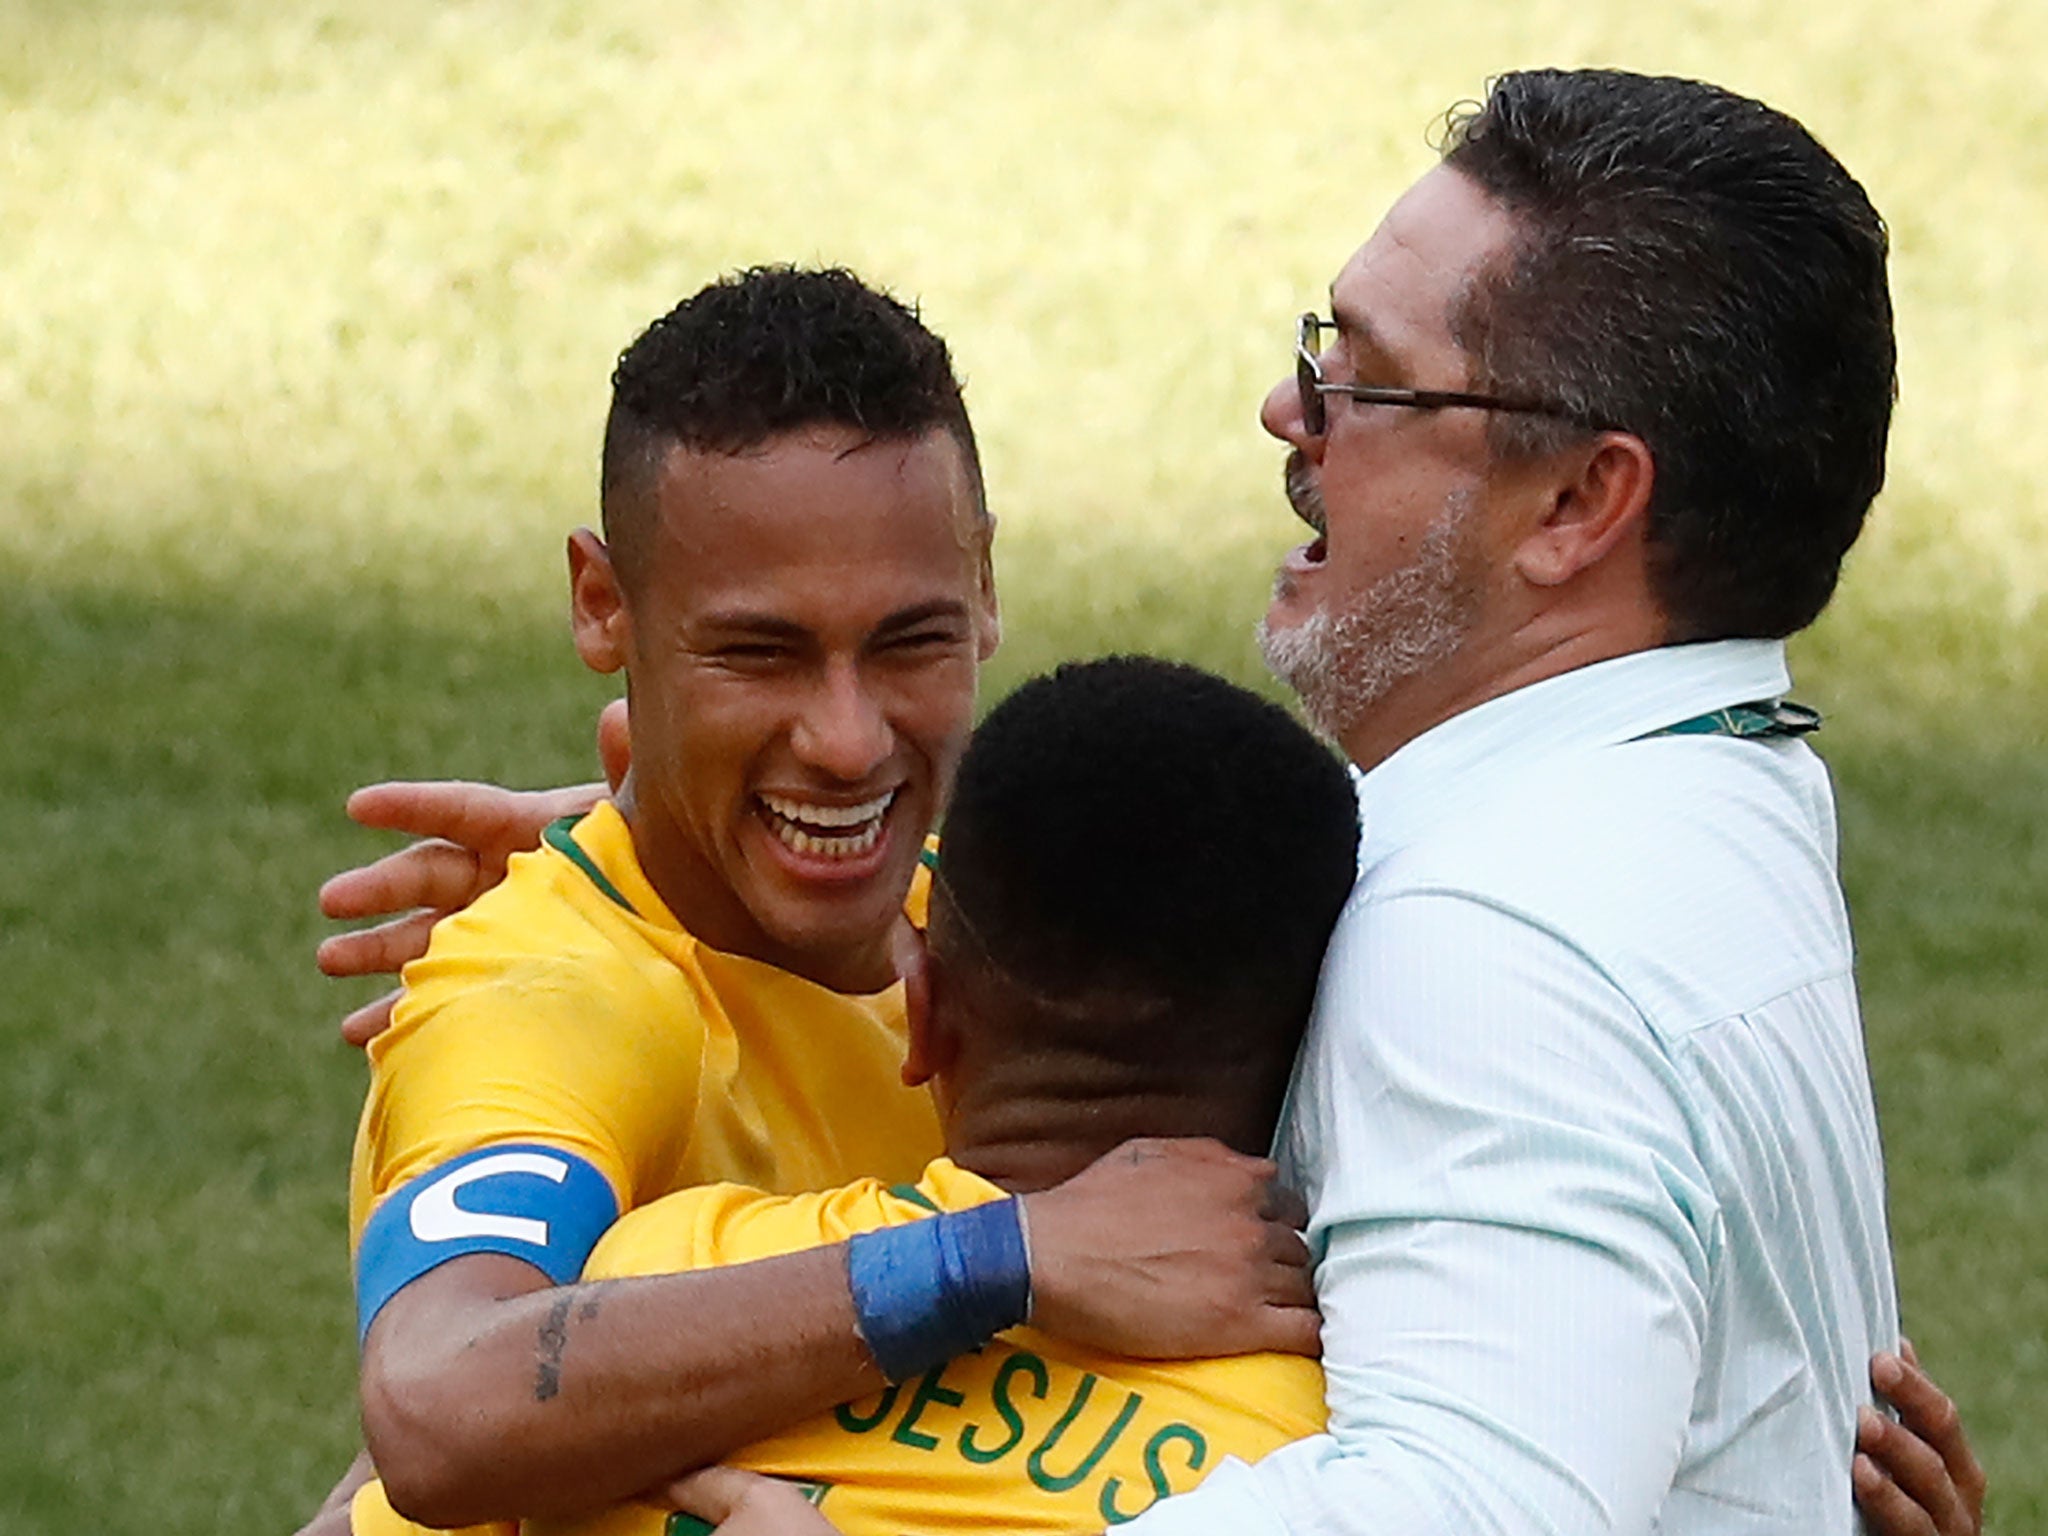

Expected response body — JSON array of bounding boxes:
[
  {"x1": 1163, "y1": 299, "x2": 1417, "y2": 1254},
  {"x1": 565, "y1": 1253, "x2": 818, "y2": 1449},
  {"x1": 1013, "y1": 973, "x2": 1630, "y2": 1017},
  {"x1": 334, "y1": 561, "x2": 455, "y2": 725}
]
[{"x1": 360, "y1": 1138, "x2": 1316, "y2": 1528}]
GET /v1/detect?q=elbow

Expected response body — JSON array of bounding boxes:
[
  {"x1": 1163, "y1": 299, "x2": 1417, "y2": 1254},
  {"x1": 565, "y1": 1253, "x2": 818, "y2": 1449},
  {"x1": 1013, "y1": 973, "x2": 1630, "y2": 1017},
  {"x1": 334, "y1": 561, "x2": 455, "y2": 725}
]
[{"x1": 360, "y1": 1348, "x2": 513, "y2": 1527}]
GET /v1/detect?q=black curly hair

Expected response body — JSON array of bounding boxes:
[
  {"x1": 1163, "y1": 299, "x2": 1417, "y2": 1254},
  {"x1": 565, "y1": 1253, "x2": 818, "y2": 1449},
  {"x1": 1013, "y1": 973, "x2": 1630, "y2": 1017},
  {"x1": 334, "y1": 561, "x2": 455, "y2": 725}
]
[
  {"x1": 600, "y1": 265, "x2": 984, "y2": 587},
  {"x1": 932, "y1": 656, "x2": 1359, "y2": 1144}
]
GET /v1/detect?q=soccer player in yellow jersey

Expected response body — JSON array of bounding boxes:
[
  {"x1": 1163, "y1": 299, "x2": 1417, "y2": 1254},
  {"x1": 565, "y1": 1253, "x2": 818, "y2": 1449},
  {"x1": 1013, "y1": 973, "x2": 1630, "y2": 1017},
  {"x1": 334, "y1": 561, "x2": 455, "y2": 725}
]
[
  {"x1": 318, "y1": 271, "x2": 1320, "y2": 1536},
  {"x1": 389, "y1": 655, "x2": 1359, "y2": 1536}
]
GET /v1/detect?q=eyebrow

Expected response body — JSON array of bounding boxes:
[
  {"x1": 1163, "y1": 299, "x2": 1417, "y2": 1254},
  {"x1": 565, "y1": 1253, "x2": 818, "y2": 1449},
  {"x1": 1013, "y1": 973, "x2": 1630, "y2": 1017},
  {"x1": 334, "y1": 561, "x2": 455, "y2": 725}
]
[
  {"x1": 695, "y1": 599, "x2": 975, "y2": 640},
  {"x1": 1327, "y1": 292, "x2": 1390, "y2": 359},
  {"x1": 873, "y1": 599, "x2": 975, "y2": 635}
]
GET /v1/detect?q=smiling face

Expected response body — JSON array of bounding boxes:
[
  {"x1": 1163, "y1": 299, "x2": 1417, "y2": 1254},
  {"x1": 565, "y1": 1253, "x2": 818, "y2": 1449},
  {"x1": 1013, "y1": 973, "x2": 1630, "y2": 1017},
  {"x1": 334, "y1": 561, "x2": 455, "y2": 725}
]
[
  {"x1": 572, "y1": 423, "x2": 997, "y2": 993},
  {"x1": 1257, "y1": 165, "x2": 1530, "y2": 765}
]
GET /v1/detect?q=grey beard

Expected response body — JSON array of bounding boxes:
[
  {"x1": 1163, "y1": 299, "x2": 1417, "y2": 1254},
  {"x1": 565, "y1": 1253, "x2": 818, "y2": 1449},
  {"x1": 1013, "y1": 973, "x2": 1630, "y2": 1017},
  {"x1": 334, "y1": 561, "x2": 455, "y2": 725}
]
[{"x1": 1258, "y1": 497, "x2": 1481, "y2": 744}]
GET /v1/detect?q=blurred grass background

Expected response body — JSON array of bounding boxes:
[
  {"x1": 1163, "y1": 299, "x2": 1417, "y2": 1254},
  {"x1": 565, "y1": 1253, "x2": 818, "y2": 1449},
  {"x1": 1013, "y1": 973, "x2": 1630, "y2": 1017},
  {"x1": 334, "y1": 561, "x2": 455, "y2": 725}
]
[{"x1": 1, "y1": 1, "x2": 2041, "y2": 1530}]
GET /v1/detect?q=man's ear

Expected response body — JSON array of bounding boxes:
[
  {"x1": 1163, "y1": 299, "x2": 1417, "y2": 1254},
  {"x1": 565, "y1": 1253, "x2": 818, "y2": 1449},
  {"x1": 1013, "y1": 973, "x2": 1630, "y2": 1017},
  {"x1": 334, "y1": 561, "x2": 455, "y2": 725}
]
[
  {"x1": 569, "y1": 528, "x2": 631, "y2": 674},
  {"x1": 1512, "y1": 432, "x2": 1656, "y2": 588},
  {"x1": 895, "y1": 919, "x2": 961, "y2": 1089}
]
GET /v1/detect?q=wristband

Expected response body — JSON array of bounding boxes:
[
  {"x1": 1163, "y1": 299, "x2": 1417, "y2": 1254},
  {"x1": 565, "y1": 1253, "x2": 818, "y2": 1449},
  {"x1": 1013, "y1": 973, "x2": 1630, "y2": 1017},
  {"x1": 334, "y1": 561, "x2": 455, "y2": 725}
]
[{"x1": 846, "y1": 1197, "x2": 1033, "y2": 1383}]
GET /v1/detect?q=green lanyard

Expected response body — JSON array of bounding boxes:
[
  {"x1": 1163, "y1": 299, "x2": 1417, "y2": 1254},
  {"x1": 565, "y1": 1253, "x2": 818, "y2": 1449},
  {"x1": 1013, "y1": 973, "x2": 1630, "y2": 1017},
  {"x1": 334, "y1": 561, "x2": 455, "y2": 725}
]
[{"x1": 1641, "y1": 699, "x2": 1822, "y2": 741}]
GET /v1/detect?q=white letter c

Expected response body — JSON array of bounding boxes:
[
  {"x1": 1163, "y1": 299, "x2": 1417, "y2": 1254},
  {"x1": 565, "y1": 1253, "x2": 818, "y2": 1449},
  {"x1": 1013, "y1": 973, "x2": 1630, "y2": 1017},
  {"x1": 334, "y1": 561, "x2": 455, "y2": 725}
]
[{"x1": 408, "y1": 1150, "x2": 570, "y2": 1248}]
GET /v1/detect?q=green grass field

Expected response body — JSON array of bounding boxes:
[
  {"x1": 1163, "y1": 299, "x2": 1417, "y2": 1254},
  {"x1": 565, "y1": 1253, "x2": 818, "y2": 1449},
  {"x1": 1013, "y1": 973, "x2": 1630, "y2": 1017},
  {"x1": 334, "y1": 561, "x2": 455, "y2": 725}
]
[{"x1": 3, "y1": 3, "x2": 2043, "y2": 1530}]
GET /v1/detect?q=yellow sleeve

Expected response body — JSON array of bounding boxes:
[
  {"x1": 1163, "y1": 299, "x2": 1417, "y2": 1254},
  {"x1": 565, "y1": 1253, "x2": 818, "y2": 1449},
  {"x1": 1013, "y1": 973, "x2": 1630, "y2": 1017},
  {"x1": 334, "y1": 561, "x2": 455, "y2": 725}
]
[
  {"x1": 349, "y1": 1477, "x2": 512, "y2": 1536},
  {"x1": 348, "y1": 891, "x2": 703, "y2": 1243},
  {"x1": 582, "y1": 1179, "x2": 905, "y2": 1282}
]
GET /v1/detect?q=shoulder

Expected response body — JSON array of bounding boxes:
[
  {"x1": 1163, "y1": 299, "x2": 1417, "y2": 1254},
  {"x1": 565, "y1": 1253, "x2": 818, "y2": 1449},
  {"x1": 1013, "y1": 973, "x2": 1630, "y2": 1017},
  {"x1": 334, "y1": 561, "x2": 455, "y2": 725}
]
[
  {"x1": 586, "y1": 1176, "x2": 918, "y2": 1278},
  {"x1": 356, "y1": 849, "x2": 722, "y2": 1213},
  {"x1": 380, "y1": 838, "x2": 714, "y2": 1055},
  {"x1": 1357, "y1": 735, "x2": 1849, "y2": 1028}
]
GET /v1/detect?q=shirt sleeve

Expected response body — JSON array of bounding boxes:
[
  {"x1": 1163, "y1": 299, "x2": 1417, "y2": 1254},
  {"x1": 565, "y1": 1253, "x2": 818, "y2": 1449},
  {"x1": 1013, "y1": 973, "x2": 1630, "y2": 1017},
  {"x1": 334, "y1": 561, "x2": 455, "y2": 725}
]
[
  {"x1": 351, "y1": 936, "x2": 701, "y2": 1243},
  {"x1": 1121, "y1": 889, "x2": 1719, "y2": 1536}
]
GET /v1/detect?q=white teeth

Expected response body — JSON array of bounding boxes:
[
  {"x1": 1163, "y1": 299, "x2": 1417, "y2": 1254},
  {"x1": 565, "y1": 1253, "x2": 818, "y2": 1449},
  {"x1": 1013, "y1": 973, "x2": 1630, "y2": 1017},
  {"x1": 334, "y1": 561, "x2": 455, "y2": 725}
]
[
  {"x1": 760, "y1": 790, "x2": 896, "y2": 828},
  {"x1": 759, "y1": 789, "x2": 897, "y2": 860}
]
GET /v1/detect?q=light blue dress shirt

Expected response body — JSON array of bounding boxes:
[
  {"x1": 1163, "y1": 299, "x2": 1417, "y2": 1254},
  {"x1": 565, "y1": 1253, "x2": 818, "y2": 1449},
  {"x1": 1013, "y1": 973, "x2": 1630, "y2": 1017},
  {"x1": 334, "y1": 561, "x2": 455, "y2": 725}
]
[{"x1": 1128, "y1": 640, "x2": 1897, "y2": 1535}]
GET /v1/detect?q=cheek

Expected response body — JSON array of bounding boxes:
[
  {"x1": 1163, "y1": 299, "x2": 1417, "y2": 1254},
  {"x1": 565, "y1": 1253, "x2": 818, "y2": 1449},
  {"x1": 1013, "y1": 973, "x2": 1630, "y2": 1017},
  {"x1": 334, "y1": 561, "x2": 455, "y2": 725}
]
[
  {"x1": 646, "y1": 677, "x2": 782, "y2": 795},
  {"x1": 887, "y1": 662, "x2": 979, "y2": 777}
]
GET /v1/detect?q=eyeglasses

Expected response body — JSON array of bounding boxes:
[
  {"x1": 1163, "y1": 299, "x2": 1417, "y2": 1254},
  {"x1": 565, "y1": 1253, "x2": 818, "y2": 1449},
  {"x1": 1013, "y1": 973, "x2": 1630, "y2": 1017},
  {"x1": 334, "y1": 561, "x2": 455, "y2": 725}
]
[{"x1": 1294, "y1": 313, "x2": 1605, "y2": 437}]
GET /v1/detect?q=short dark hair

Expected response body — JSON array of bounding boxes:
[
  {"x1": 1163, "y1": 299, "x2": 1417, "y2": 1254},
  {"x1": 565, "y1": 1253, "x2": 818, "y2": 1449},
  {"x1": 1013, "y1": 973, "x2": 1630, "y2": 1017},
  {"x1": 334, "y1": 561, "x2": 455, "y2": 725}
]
[
  {"x1": 933, "y1": 657, "x2": 1360, "y2": 1145},
  {"x1": 600, "y1": 265, "x2": 984, "y2": 587},
  {"x1": 1442, "y1": 69, "x2": 1896, "y2": 640}
]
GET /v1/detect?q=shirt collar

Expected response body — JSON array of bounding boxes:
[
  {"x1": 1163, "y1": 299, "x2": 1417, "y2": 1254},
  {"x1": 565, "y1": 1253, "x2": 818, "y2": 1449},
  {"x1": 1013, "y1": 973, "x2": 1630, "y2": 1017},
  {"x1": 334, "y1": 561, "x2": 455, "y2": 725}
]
[{"x1": 1352, "y1": 638, "x2": 1792, "y2": 871}]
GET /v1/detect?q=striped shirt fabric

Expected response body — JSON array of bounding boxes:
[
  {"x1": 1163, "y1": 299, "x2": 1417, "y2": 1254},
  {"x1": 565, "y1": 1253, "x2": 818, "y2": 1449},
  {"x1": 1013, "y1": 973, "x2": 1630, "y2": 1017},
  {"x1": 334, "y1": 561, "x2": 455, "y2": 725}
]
[{"x1": 1126, "y1": 639, "x2": 1897, "y2": 1536}]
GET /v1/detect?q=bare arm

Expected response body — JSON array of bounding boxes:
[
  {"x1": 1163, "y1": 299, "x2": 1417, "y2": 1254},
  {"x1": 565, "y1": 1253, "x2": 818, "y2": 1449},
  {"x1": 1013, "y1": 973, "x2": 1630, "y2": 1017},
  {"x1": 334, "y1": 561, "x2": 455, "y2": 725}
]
[
  {"x1": 360, "y1": 1139, "x2": 1315, "y2": 1528},
  {"x1": 361, "y1": 1250, "x2": 877, "y2": 1527}
]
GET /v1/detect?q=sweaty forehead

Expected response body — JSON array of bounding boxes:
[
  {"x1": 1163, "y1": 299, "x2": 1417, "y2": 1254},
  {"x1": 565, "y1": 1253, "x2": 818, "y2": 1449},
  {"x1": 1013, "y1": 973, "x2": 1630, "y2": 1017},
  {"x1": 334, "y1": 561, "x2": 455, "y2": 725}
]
[
  {"x1": 639, "y1": 425, "x2": 986, "y2": 610},
  {"x1": 1329, "y1": 165, "x2": 1521, "y2": 370}
]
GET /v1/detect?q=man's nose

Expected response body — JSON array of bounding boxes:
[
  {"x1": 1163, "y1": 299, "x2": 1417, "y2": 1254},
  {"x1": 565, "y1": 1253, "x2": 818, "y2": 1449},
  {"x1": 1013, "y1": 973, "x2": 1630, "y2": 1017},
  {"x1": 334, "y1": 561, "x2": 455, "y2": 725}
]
[
  {"x1": 1261, "y1": 371, "x2": 1316, "y2": 450},
  {"x1": 790, "y1": 662, "x2": 893, "y2": 782}
]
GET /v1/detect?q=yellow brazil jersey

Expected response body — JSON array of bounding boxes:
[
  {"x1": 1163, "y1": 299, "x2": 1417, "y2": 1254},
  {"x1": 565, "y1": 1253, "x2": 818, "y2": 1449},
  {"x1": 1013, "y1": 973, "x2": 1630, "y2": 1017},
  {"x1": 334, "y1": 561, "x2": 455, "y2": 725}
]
[
  {"x1": 349, "y1": 800, "x2": 942, "y2": 1248},
  {"x1": 345, "y1": 802, "x2": 942, "y2": 1536},
  {"x1": 522, "y1": 1159, "x2": 1327, "y2": 1536}
]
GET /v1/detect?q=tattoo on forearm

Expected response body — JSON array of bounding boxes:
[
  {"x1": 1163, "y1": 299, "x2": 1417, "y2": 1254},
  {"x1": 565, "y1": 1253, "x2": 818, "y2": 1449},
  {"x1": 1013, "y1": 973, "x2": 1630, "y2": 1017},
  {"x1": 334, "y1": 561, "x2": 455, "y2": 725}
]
[
  {"x1": 533, "y1": 1285, "x2": 606, "y2": 1402},
  {"x1": 534, "y1": 1293, "x2": 574, "y2": 1401}
]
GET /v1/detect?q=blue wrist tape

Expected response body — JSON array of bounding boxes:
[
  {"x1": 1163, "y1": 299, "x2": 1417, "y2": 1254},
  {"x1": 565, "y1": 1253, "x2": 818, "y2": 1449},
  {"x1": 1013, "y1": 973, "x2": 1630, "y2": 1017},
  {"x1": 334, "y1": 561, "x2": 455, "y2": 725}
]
[{"x1": 845, "y1": 1197, "x2": 1032, "y2": 1383}]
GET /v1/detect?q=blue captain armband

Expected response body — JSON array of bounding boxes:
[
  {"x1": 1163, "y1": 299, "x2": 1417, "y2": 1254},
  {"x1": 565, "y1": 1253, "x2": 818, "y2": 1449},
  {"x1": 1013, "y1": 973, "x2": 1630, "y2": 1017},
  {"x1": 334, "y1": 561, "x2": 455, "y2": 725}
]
[{"x1": 355, "y1": 1144, "x2": 619, "y2": 1343}]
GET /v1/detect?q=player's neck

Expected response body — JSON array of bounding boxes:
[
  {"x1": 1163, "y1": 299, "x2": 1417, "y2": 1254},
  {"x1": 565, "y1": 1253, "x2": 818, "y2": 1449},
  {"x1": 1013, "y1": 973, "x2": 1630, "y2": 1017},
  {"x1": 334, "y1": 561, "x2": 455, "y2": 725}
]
[{"x1": 943, "y1": 1078, "x2": 1269, "y2": 1194}]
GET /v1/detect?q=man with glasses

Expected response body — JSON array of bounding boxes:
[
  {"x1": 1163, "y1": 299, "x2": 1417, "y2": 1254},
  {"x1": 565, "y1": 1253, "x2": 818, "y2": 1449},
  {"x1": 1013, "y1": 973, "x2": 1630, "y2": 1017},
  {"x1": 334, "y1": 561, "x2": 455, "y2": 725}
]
[
  {"x1": 323, "y1": 69, "x2": 1983, "y2": 1536},
  {"x1": 1132, "y1": 67, "x2": 1940, "y2": 1535}
]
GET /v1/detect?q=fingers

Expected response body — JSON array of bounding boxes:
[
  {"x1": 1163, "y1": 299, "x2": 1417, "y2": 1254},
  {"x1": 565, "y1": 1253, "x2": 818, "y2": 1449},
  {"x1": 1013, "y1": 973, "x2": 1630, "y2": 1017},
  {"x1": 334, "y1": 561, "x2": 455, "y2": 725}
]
[
  {"x1": 662, "y1": 1467, "x2": 840, "y2": 1533},
  {"x1": 664, "y1": 1465, "x2": 758, "y2": 1523},
  {"x1": 1872, "y1": 1348, "x2": 1985, "y2": 1528},
  {"x1": 317, "y1": 908, "x2": 444, "y2": 979},
  {"x1": 344, "y1": 781, "x2": 512, "y2": 841},
  {"x1": 1259, "y1": 1181, "x2": 1310, "y2": 1231},
  {"x1": 340, "y1": 988, "x2": 402, "y2": 1048},
  {"x1": 1260, "y1": 1220, "x2": 1314, "y2": 1271},
  {"x1": 597, "y1": 699, "x2": 631, "y2": 793},
  {"x1": 1259, "y1": 1303, "x2": 1324, "y2": 1360},
  {"x1": 1859, "y1": 1404, "x2": 1962, "y2": 1528},
  {"x1": 1854, "y1": 1448, "x2": 1938, "y2": 1536},
  {"x1": 320, "y1": 841, "x2": 482, "y2": 923}
]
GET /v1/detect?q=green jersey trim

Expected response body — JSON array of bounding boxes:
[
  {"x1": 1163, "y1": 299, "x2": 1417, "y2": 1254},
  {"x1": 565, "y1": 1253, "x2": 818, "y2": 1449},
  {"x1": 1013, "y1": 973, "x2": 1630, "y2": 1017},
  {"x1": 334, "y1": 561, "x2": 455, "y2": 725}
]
[
  {"x1": 890, "y1": 1183, "x2": 944, "y2": 1215},
  {"x1": 543, "y1": 815, "x2": 638, "y2": 916}
]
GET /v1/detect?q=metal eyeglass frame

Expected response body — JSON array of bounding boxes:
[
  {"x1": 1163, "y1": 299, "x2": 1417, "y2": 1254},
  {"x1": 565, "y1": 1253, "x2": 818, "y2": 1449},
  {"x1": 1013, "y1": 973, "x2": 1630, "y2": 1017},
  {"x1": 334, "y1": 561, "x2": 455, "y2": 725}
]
[{"x1": 1294, "y1": 313, "x2": 1608, "y2": 437}]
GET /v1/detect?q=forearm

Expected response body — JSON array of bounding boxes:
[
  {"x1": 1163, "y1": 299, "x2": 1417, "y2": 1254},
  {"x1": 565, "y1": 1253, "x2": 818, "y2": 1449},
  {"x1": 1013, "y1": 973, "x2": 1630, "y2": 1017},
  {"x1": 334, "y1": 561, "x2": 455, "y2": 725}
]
[
  {"x1": 1120, "y1": 1218, "x2": 1701, "y2": 1536},
  {"x1": 362, "y1": 1247, "x2": 881, "y2": 1526}
]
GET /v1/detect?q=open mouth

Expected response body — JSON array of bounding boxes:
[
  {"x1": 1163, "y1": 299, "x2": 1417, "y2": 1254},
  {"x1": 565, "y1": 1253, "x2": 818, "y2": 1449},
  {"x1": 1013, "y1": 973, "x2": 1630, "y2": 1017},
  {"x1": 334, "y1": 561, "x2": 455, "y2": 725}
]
[
  {"x1": 1284, "y1": 449, "x2": 1327, "y2": 538},
  {"x1": 757, "y1": 789, "x2": 898, "y2": 861}
]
